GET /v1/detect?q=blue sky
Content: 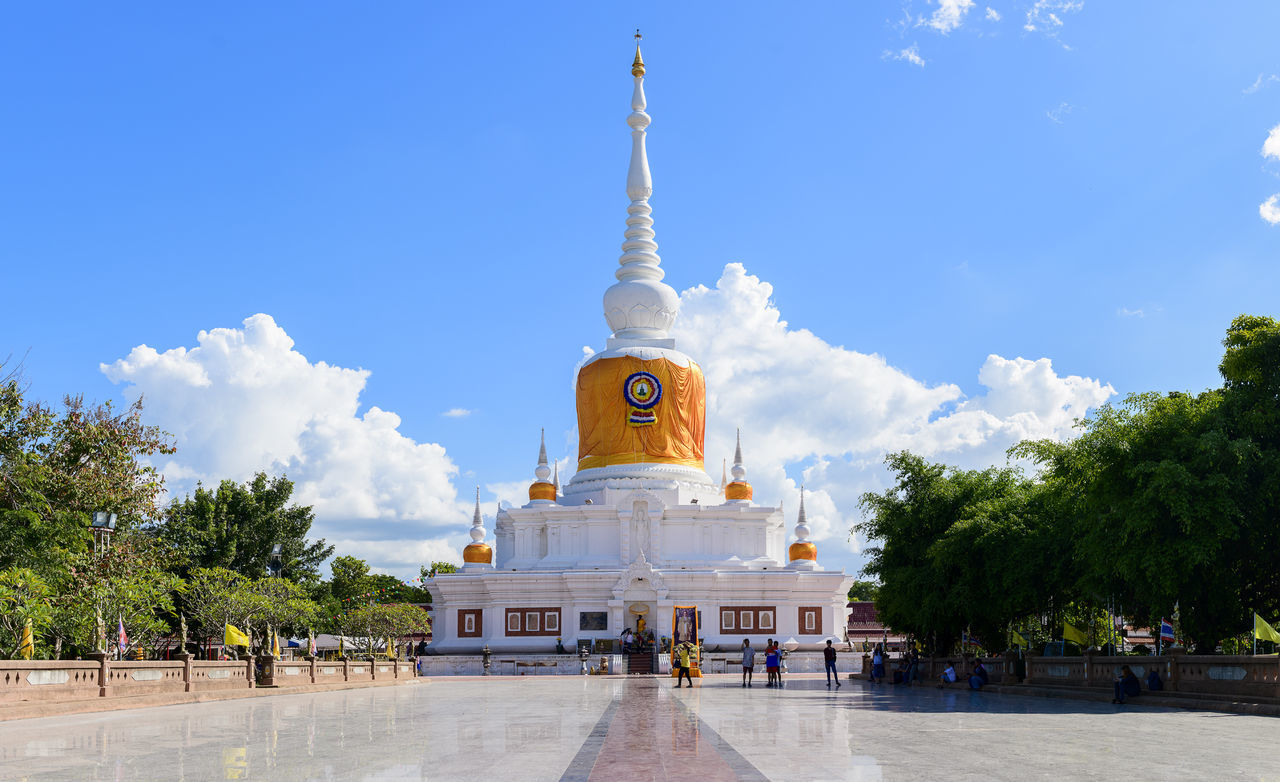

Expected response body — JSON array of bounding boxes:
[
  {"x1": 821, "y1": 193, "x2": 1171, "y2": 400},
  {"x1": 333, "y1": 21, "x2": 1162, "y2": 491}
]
[{"x1": 4, "y1": 2, "x2": 1279, "y2": 578}]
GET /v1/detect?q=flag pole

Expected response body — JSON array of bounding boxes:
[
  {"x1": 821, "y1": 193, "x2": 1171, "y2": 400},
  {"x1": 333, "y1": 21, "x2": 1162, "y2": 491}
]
[{"x1": 1253, "y1": 613, "x2": 1257, "y2": 656}]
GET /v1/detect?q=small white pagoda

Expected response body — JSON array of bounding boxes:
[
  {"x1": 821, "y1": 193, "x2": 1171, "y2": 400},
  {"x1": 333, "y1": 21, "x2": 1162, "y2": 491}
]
[{"x1": 425, "y1": 37, "x2": 852, "y2": 653}]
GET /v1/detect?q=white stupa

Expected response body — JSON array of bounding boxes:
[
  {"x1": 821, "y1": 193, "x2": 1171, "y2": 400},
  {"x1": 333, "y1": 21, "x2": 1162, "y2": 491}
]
[{"x1": 425, "y1": 36, "x2": 852, "y2": 652}]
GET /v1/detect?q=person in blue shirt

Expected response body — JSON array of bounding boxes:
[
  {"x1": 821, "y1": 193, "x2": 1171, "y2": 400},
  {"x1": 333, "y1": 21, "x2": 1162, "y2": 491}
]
[
  {"x1": 1113, "y1": 665, "x2": 1141, "y2": 704},
  {"x1": 1146, "y1": 668, "x2": 1164, "y2": 692}
]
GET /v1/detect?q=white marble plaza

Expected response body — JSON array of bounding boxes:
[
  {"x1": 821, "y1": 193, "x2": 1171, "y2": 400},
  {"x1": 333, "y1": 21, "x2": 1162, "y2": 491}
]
[{"x1": 0, "y1": 676, "x2": 1273, "y2": 780}]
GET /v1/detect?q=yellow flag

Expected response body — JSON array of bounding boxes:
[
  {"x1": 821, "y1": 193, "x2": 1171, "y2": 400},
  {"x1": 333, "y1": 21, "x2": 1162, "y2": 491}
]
[
  {"x1": 272, "y1": 633, "x2": 281, "y2": 657},
  {"x1": 1254, "y1": 613, "x2": 1280, "y2": 644},
  {"x1": 386, "y1": 637, "x2": 395, "y2": 660},
  {"x1": 1011, "y1": 629, "x2": 1028, "y2": 648},
  {"x1": 1063, "y1": 622, "x2": 1087, "y2": 645},
  {"x1": 224, "y1": 624, "x2": 250, "y2": 647},
  {"x1": 19, "y1": 619, "x2": 34, "y2": 660}
]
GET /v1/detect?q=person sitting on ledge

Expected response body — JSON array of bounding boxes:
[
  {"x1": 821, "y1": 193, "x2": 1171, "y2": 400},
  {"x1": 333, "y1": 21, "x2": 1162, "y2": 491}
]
[
  {"x1": 892, "y1": 656, "x2": 909, "y2": 684},
  {"x1": 937, "y1": 663, "x2": 957, "y2": 688},
  {"x1": 1113, "y1": 665, "x2": 1141, "y2": 704},
  {"x1": 1146, "y1": 667, "x2": 1164, "y2": 692},
  {"x1": 968, "y1": 659, "x2": 989, "y2": 690}
]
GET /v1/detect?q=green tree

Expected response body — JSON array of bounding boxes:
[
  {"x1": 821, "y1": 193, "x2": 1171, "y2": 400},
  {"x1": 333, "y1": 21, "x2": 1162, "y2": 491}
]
[
  {"x1": 338, "y1": 603, "x2": 431, "y2": 656},
  {"x1": 330, "y1": 555, "x2": 373, "y2": 604},
  {"x1": 0, "y1": 568, "x2": 53, "y2": 658},
  {"x1": 0, "y1": 373, "x2": 174, "y2": 529},
  {"x1": 857, "y1": 452, "x2": 1069, "y2": 653},
  {"x1": 1014, "y1": 390, "x2": 1254, "y2": 653},
  {"x1": 184, "y1": 567, "x2": 258, "y2": 648},
  {"x1": 422, "y1": 561, "x2": 457, "y2": 579},
  {"x1": 54, "y1": 534, "x2": 182, "y2": 658},
  {"x1": 151, "y1": 473, "x2": 334, "y2": 582},
  {"x1": 1218, "y1": 314, "x2": 1280, "y2": 626},
  {"x1": 250, "y1": 577, "x2": 319, "y2": 651},
  {"x1": 846, "y1": 580, "x2": 880, "y2": 602}
]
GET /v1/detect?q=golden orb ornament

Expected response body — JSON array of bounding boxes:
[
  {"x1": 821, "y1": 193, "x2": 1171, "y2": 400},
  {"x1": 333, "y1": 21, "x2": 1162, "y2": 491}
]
[
  {"x1": 789, "y1": 541, "x2": 817, "y2": 562},
  {"x1": 463, "y1": 542, "x2": 493, "y2": 564}
]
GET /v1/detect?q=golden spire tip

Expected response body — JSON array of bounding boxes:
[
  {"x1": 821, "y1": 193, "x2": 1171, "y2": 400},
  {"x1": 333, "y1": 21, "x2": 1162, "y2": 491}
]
[{"x1": 632, "y1": 29, "x2": 645, "y2": 77}]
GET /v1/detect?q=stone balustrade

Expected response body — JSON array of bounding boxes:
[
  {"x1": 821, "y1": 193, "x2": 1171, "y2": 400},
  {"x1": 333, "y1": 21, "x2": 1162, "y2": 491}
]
[
  {"x1": 917, "y1": 652, "x2": 1280, "y2": 699},
  {"x1": 1, "y1": 654, "x2": 416, "y2": 706}
]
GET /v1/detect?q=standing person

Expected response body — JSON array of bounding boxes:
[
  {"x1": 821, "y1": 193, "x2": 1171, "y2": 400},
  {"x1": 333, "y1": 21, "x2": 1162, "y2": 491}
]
[
  {"x1": 675, "y1": 642, "x2": 694, "y2": 688},
  {"x1": 765, "y1": 639, "x2": 779, "y2": 687},
  {"x1": 824, "y1": 639, "x2": 841, "y2": 688},
  {"x1": 741, "y1": 639, "x2": 756, "y2": 687},
  {"x1": 870, "y1": 644, "x2": 885, "y2": 684}
]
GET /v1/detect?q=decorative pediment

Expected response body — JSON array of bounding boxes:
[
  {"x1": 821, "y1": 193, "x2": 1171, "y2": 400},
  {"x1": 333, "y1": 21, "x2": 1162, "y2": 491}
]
[{"x1": 611, "y1": 549, "x2": 668, "y2": 599}]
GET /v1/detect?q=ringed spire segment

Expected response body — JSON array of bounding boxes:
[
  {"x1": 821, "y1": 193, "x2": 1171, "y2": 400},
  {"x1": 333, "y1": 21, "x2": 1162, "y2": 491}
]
[
  {"x1": 603, "y1": 32, "x2": 678, "y2": 341},
  {"x1": 725, "y1": 428, "x2": 754, "y2": 501},
  {"x1": 463, "y1": 486, "x2": 493, "y2": 565}
]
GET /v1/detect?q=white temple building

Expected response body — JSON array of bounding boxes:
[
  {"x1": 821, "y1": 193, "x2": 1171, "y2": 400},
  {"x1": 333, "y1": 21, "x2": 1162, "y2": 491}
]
[{"x1": 425, "y1": 38, "x2": 853, "y2": 653}]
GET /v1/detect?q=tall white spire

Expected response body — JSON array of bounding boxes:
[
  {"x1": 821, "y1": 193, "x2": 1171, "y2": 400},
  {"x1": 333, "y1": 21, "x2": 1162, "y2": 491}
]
[
  {"x1": 732, "y1": 429, "x2": 746, "y2": 481},
  {"x1": 462, "y1": 485, "x2": 493, "y2": 567},
  {"x1": 528, "y1": 428, "x2": 556, "y2": 502},
  {"x1": 536, "y1": 428, "x2": 551, "y2": 482},
  {"x1": 788, "y1": 484, "x2": 818, "y2": 568},
  {"x1": 603, "y1": 32, "x2": 679, "y2": 342},
  {"x1": 470, "y1": 486, "x2": 484, "y2": 540},
  {"x1": 725, "y1": 427, "x2": 754, "y2": 501}
]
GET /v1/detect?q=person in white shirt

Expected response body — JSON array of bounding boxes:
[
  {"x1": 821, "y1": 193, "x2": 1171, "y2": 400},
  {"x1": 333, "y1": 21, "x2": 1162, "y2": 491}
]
[{"x1": 740, "y1": 639, "x2": 756, "y2": 687}]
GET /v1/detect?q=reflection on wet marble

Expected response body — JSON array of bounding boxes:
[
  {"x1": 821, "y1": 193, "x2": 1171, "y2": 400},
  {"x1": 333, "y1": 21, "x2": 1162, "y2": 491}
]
[{"x1": 0, "y1": 674, "x2": 1274, "y2": 780}]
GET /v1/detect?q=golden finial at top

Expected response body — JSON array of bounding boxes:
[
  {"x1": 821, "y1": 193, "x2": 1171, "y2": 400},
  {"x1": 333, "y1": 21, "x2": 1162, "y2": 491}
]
[{"x1": 632, "y1": 29, "x2": 645, "y2": 77}]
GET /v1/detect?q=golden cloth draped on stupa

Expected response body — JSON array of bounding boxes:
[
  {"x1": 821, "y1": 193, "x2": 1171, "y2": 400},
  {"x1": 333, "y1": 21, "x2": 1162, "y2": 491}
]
[{"x1": 575, "y1": 355, "x2": 706, "y2": 471}]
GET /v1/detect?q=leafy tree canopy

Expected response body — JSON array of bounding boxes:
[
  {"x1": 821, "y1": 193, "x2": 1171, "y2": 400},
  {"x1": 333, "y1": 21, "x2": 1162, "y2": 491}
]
[{"x1": 150, "y1": 473, "x2": 334, "y2": 582}]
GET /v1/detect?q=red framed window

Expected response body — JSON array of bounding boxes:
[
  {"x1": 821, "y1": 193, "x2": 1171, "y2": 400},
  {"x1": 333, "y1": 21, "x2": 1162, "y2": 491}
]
[{"x1": 504, "y1": 608, "x2": 562, "y2": 637}]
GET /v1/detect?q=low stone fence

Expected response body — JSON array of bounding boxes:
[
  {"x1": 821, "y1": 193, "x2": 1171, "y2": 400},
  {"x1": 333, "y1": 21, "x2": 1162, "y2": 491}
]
[
  {"x1": 699, "y1": 651, "x2": 860, "y2": 675},
  {"x1": 0, "y1": 661, "x2": 101, "y2": 703},
  {"x1": 416, "y1": 654, "x2": 590, "y2": 676},
  {"x1": 413, "y1": 651, "x2": 863, "y2": 676},
  {"x1": 2, "y1": 654, "x2": 418, "y2": 705},
  {"x1": 906, "y1": 652, "x2": 1280, "y2": 699}
]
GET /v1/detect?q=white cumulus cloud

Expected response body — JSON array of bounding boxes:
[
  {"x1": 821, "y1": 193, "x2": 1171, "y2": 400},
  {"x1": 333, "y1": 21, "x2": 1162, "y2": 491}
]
[
  {"x1": 1244, "y1": 74, "x2": 1280, "y2": 95},
  {"x1": 986, "y1": 7, "x2": 1002, "y2": 21},
  {"x1": 928, "y1": 0, "x2": 975, "y2": 33},
  {"x1": 1046, "y1": 101, "x2": 1073, "y2": 123},
  {"x1": 1263, "y1": 123, "x2": 1280, "y2": 161},
  {"x1": 1024, "y1": 0, "x2": 1083, "y2": 36},
  {"x1": 671, "y1": 264, "x2": 1114, "y2": 561},
  {"x1": 1261, "y1": 195, "x2": 1280, "y2": 225},
  {"x1": 442, "y1": 408, "x2": 473, "y2": 418},
  {"x1": 884, "y1": 44, "x2": 927, "y2": 67},
  {"x1": 102, "y1": 314, "x2": 469, "y2": 578}
]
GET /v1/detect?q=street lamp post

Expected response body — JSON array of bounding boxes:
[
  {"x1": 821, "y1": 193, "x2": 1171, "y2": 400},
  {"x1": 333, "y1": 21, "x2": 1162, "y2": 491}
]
[
  {"x1": 268, "y1": 543, "x2": 284, "y2": 578},
  {"x1": 89, "y1": 511, "x2": 117, "y2": 555}
]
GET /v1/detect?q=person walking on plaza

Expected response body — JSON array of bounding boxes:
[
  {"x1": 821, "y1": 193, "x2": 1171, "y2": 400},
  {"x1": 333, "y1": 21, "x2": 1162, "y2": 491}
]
[
  {"x1": 674, "y1": 641, "x2": 694, "y2": 688},
  {"x1": 741, "y1": 639, "x2": 756, "y2": 687},
  {"x1": 824, "y1": 639, "x2": 841, "y2": 687},
  {"x1": 765, "y1": 639, "x2": 780, "y2": 686}
]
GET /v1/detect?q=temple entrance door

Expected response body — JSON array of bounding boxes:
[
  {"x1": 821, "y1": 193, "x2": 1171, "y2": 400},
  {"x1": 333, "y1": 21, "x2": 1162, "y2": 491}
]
[
  {"x1": 626, "y1": 601, "x2": 655, "y2": 635},
  {"x1": 622, "y1": 580, "x2": 657, "y2": 639}
]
